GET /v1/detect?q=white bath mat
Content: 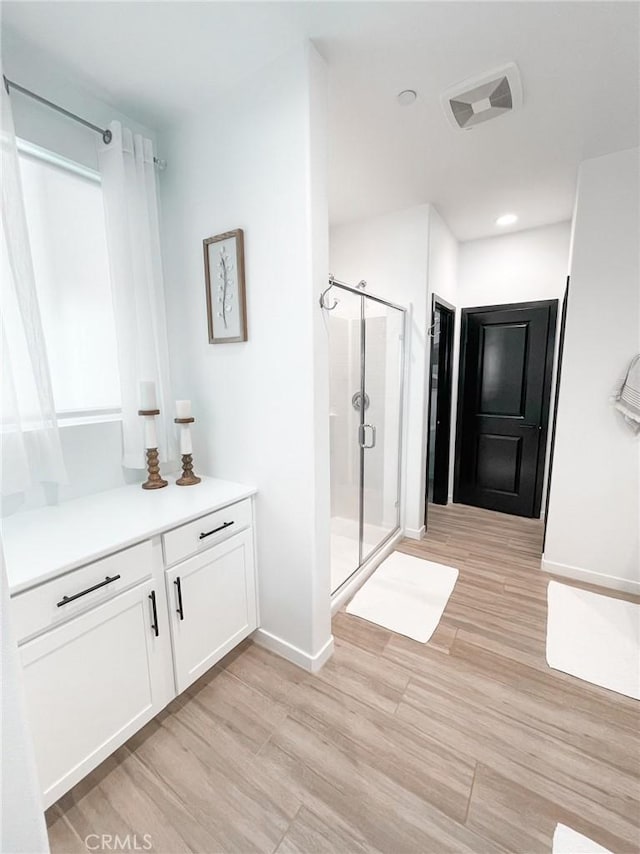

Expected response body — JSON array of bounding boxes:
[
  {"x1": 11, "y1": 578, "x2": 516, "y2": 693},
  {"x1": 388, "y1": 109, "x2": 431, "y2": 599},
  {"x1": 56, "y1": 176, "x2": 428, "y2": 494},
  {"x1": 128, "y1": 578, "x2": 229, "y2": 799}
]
[
  {"x1": 345, "y1": 551, "x2": 458, "y2": 643},
  {"x1": 552, "y1": 823, "x2": 612, "y2": 853},
  {"x1": 546, "y1": 581, "x2": 640, "y2": 700}
]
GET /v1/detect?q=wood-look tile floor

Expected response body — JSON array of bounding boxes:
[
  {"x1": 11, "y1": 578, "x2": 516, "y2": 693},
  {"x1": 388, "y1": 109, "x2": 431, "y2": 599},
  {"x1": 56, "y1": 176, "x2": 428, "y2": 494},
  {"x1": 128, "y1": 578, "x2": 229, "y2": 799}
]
[{"x1": 47, "y1": 503, "x2": 640, "y2": 854}]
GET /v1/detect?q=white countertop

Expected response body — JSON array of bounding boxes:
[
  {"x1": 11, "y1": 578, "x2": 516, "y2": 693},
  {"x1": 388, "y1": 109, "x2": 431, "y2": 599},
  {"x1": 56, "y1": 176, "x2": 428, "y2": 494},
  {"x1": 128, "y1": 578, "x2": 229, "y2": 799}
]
[{"x1": 2, "y1": 477, "x2": 256, "y2": 595}]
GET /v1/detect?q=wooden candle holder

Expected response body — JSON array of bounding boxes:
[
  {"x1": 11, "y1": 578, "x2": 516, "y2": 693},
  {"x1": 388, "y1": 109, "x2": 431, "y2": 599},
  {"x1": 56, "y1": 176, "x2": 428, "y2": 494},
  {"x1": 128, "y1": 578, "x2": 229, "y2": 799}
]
[
  {"x1": 138, "y1": 408, "x2": 167, "y2": 490},
  {"x1": 177, "y1": 454, "x2": 201, "y2": 486},
  {"x1": 142, "y1": 448, "x2": 168, "y2": 490},
  {"x1": 175, "y1": 417, "x2": 201, "y2": 486}
]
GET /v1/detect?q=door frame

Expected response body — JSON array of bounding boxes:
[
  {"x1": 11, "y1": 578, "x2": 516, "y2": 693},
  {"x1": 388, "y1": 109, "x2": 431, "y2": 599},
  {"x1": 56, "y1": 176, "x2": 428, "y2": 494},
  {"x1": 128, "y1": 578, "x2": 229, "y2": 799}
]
[
  {"x1": 453, "y1": 299, "x2": 558, "y2": 518},
  {"x1": 543, "y1": 278, "x2": 570, "y2": 549},
  {"x1": 425, "y1": 294, "x2": 456, "y2": 527}
]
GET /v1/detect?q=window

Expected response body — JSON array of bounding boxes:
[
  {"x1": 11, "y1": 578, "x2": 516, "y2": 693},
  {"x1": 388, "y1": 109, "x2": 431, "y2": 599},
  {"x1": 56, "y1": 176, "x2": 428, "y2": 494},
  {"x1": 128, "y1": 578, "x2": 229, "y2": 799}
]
[{"x1": 17, "y1": 141, "x2": 121, "y2": 422}]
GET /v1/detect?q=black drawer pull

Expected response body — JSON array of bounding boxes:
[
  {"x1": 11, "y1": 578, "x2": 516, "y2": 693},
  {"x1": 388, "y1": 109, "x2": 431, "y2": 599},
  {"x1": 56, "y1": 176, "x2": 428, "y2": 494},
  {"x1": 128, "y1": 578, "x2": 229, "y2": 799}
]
[
  {"x1": 149, "y1": 590, "x2": 159, "y2": 637},
  {"x1": 174, "y1": 576, "x2": 184, "y2": 620},
  {"x1": 199, "y1": 520, "x2": 234, "y2": 540},
  {"x1": 56, "y1": 574, "x2": 121, "y2": 607}
]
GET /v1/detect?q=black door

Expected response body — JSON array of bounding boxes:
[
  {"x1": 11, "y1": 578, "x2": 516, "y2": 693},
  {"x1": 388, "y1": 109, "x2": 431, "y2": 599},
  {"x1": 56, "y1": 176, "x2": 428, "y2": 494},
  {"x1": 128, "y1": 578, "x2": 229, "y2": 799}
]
[
  {"x1": 426, "y1": 297, "x2": 455, "y2": 511},
  {"x1": 454, "y1": 300, "x2": 557, "y2": 517}
]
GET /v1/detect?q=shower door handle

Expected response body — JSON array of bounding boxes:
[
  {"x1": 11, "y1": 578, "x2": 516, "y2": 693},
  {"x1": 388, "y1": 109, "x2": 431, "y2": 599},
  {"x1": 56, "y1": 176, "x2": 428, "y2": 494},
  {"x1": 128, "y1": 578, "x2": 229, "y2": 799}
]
[{"x1": 359, "y1": 423, "x2": 376, "y2": 449}]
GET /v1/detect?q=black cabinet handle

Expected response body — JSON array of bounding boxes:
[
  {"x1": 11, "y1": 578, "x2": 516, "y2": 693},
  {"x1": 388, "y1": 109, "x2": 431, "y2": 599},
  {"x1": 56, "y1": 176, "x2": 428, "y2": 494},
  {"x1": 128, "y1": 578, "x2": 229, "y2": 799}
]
[
  {"x1": 56, "y1": 574, "x2": 121, "y2": 607},
  {"x1": 149, "y1": 590, "x2": 159, "y2": 637},
  {"x1": 174, "y1": 577, "x2": 184, "y2": 620},
  {"x1": 199, "y1": 520, "x2": 234, "y2": 540}
]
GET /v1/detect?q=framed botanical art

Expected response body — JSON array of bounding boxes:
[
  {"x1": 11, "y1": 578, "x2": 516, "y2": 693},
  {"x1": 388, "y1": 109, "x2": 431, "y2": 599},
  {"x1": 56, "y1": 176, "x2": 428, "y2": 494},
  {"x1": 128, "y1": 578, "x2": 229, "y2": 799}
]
[{"x1": 203, "y1": 229, "x2": 248, "y2": 343}]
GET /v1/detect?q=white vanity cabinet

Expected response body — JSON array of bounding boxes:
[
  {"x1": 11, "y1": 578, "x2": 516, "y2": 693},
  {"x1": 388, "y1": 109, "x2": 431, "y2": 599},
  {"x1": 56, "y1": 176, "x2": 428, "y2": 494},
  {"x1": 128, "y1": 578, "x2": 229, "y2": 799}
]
[
  {"x1": 166, "y1": 529, "x2": 257, "y2": 692},
  {"x1": 4, "y1": 478, "x2": 257, "y2": 809},
  {"x1": 20, "y1": 578, "x2": 170, "y2": 807}
]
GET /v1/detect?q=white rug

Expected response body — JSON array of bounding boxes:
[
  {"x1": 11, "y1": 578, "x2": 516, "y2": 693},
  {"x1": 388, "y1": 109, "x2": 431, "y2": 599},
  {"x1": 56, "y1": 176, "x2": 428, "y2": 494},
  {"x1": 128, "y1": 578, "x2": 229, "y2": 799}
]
[
  {"x1": 552, "y1": 823, "x2": 612, "y2": 853},
  {"x1": 345, "y1": 551, "x2": 458, "y2": 643},
  {"x1": 546, "y1": 581, "x2": 640, "y2": 700}
]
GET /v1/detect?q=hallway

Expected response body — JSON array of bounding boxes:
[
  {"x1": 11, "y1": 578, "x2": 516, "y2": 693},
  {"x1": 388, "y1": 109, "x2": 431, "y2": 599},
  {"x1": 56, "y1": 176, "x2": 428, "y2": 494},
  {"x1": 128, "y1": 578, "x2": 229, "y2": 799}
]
[{"x1": 47, "y1": 505, "x2": 640, "y2": 854}]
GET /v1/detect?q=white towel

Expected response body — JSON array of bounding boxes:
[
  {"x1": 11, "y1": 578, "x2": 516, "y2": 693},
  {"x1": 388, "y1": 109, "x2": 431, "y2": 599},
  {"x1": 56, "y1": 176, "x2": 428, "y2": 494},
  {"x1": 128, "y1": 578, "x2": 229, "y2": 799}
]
[{"x1": 613, "y1": 354, "x2": 640, "y2": 434}]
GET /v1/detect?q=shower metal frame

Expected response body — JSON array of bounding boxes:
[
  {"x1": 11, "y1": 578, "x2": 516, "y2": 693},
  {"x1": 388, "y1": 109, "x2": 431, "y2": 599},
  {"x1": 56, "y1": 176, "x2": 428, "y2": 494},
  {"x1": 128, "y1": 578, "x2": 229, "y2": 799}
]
[{"x1": 325, "y1": 278, "x2": 407, "y2": 593}]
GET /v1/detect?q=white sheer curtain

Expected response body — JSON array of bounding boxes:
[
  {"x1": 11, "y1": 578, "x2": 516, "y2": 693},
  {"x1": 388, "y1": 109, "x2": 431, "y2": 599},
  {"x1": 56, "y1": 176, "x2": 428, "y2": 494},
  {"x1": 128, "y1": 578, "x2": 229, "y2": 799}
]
[
  {"x1": 1, "y1": 78, "x2": 67, "y2": 498},
  {"x1": 98, "y1": 121, "x2": 176, "y2": 469}
]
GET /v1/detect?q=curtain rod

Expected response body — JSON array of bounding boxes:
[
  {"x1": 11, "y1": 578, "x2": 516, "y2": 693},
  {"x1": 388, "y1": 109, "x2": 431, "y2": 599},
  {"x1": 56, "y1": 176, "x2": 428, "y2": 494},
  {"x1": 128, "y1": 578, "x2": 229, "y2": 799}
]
[{"x1": 3, "y1": 75, "x2": 167, "y2": 170}]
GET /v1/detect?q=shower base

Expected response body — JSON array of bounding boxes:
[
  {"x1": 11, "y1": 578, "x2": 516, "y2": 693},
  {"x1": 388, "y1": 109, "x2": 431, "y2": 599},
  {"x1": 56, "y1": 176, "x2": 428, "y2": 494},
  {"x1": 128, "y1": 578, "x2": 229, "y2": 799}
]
[{"x1": 330, "y1": 515, "x2": 390, "y2": 594}]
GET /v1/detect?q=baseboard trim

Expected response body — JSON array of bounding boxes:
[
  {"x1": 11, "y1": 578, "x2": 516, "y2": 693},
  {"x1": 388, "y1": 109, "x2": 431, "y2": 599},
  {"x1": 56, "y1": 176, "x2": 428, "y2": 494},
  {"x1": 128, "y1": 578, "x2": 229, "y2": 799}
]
[
  {"x1": 331, "y1": 528, "x2": 404, "y2": 614},
  {"x1": 541, "y1": 557, "x2": 640, "y2": 595},
  {"x1": 252, "y1": 628, "x2": 334, "y2": 673},
  {"x1": 404, "y1": 525, "x2": 425, "y2": 541}
]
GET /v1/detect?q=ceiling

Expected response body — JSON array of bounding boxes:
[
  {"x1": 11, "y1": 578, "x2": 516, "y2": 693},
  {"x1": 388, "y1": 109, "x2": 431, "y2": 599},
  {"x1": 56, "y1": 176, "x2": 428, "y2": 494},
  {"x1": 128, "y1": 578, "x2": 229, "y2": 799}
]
[{"x1": 3, "y1": 2, "x2": 639, "y2": 240}]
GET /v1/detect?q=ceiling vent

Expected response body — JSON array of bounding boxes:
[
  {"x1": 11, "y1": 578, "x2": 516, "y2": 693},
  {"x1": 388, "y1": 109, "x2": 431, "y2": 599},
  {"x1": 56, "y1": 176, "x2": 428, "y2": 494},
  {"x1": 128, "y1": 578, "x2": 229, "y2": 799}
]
[{"x1": 441, "y1": 62, "x2": 522, "y2": 130}]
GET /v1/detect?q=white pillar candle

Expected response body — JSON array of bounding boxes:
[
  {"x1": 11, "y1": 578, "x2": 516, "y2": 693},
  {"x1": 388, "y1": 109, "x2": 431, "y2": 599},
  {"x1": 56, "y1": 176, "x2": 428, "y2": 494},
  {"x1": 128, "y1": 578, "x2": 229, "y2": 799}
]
[
  {"x1": 179, "y1": 424, "x2": 193, "y2": 455},
  {"x1": 176, "y1": 399, "x2": 192, "y2": 419},
  {"x1": 144, "y1": 416, "x2": 158, "y2": 449},
  {"x1": 140, "y1": 381, "x2": 157, "y2": 411}
]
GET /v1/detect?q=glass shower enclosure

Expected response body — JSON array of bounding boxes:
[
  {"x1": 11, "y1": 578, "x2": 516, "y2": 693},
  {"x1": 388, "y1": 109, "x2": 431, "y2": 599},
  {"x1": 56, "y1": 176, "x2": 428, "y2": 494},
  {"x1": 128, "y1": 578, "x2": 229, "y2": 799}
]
[{"x1": 324, "y1": 278, "x2": 406, "y2": 595}]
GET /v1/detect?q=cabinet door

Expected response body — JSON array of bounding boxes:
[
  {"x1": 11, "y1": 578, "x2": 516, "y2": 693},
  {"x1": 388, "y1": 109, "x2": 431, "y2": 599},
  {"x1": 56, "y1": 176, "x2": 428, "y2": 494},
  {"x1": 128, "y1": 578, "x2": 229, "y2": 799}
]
[
  {"x1": 20, "y1": 580, "x2": 168, "y2": 808},
  {"x1": 166, "y1": 529, "x2": 257, "y2": 693}
]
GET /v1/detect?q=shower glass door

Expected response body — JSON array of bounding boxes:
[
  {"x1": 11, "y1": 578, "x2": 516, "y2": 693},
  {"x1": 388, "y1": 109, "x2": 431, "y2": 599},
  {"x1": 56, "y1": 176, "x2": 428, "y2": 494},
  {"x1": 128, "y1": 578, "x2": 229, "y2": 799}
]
[
  {"x1": 328, "y1": 287, "x2": 363, "y2": 594},
  {"x1": 361, "y1": 297, "x2": 404, "y2": 564},
  {"x1": 327, "y1": 281, "x2": 405, "y2": 595}
]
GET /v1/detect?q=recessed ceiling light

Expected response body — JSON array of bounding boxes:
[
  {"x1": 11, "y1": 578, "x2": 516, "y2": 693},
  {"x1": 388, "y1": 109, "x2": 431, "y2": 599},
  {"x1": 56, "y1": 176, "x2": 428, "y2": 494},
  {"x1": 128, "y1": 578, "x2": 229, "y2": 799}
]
[
  {"x1": 397, "y1": 89, "x2": 417, "y2": 106},
  {"x1": 496, "y1": 213, "x2": 518, "y2": 226}
]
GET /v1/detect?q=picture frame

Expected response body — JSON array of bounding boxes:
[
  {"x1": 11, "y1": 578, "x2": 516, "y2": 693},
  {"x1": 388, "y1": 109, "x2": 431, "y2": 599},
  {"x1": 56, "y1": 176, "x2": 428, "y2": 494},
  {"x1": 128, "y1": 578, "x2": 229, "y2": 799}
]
[{"x1": 203, "y1": 229, "x2": 248, "y2": 344}]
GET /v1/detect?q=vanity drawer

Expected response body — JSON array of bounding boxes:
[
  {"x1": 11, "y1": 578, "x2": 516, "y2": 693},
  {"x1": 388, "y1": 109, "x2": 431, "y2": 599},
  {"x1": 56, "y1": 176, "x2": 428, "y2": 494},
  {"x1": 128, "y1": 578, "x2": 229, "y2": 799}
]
[
  {"x1": 162, "y1": 499, "x2": 252, "y2": 567},
  {"x1": 11, "y1": 540, "x2": 153, "y2": 644}
]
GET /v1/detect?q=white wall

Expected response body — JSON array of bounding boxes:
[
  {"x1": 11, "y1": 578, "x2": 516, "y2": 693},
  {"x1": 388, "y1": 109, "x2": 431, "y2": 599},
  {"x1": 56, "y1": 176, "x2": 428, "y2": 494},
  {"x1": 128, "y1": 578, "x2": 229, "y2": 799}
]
[
  {"x1": 544, "y1": 147, "x2": 640, "y2": 592},
  {"x1": 1, "y1": 420, "x2": 139, "y2": 517},
  {"x1": 306, "y1": 46, "x2": 332, "y2": 656},
  {"x1": 458, "y1": 222, "x2": 572, "y2": 307},
  {"x1": 330, "y1": 205, "x2": 431, "y2": 538},
  {"x1": 428, "y1": 207, "x2": 458, "y2": 308},
  {"x1": 427, "y1": 208, "x2": 459, "y2": 502},
  {"x1": 1, "y1": 30, "x2": 157, "y2": 513},
  {"x1": 159, "y1": 43, "x2": 332, "y2": 668}
]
